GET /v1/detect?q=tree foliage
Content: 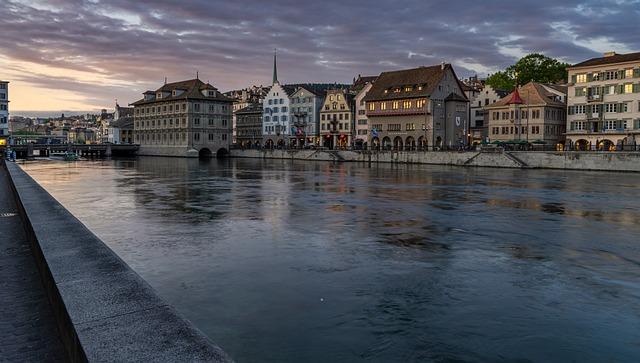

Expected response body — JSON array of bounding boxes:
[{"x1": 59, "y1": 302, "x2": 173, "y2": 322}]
[{"x1": 486, "y1": 53, "x2": 569, "y2": 91}]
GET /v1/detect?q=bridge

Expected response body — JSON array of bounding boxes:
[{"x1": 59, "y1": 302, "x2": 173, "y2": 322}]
[{"x1": 8, "y1": 143, "x2": 139, "y2": 158}]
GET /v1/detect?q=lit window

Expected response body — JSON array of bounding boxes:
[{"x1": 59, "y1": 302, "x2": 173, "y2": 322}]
[
  {"x1": 381, "y1": 103, "x2": 387, "y2": 110},
  {"x1": 626, "y1": 69, "x2": 634, "y2": 78},
  {"x1": 368, "y1": 102, "x2": 375, "y2": 111},
  {"x1": 392, "y1": 101, "x2": 399, "y2": 109},
  {"x1": 624, "y1": 83, "x2": 633, "y2": 94},
  {"x1": 576, "y1": 74, "x2": 587, "y2": 83}
]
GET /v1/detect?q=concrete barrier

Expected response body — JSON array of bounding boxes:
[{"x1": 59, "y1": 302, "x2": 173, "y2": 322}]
[
  {"x1": 230, "y1": 149, "x2": 640, "y2": 172},
  {"x1": 5, "y1": 162, "x2": 232, "y2": 363}
]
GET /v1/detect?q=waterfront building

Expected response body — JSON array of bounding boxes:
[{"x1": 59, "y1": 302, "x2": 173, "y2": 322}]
[
  {"x1": 263, "y1": 52, "x2": 292, "y2": 148},
  {"x1": 352, "y1": 75, "x2": 377, "y2": 149},
  {"x1": 319, "y1": 88, "x2": 355, "y2": 149},
  {"x1": 469, "y1": 85, "x2": 509, "y2": 144},
  {"x1": 131, "y1": 78, "x2": 233, "y2": 158},
  {"x1": 289, "y1": 86, "x2": 327, "y2": 147},
  {"x1": 0, "y1": 81, "x2": 9, "y2": 148},
  {"x1": 225, "y1": 86, "x2": 268, "y2": 144},
  {"x1": 236, "y1": 103, "x2": 263, "y2": 147},
  {"x1": 364, "y1": 63, "x2": 469, "y2": 150},
  {"x1": 485, "y1": 82, "x2": 567, "y2": 146},
  {"x1": 566, "y1": 51, "x2": 640, "y2": 150}
]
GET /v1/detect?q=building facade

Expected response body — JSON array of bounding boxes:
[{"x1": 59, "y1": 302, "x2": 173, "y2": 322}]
[
  {"x1": 485, "y1": 82, "x2": 567, "y2": 145},
  {"x1": 289, "y1": 86, "x2": 325, "y2": 147},
  {"x1": 319, "y1": 88, "x2": 354, "y2": 149},
  {"x1": 0, "y1": 81, "x2": 9, "y2": 148},
  {"x1": 352, "y1": 76, "x2": 377, "y2": 149},
  {"x1": 364, "y1": 64, "x2": 469, "y2": 150},
  {"x1": 469, "y1": 85, "x2": 509, "y2": 144},
  {"x1": 236, "y1": 103, "x2": 263, "y2": 147},
  {"x1": 131, "y1": 78, "x2": 233, "y2": 157},
  {"x1": 566, "y1": 51, "x2": 640, "y2": 150}
]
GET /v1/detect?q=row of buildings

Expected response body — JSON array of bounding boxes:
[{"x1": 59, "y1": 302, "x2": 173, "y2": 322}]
[
  {"x1": 228, "y1": 50, "x2": 640, "y2": 152},
  {"x1": 4, "y1": 50, "x2": 640, "y2": 156}
]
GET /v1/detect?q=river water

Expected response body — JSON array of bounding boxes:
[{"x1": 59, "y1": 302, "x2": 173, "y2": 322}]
[{"x1": 19, "y1": 157, "x2": 640, "y2": 362}]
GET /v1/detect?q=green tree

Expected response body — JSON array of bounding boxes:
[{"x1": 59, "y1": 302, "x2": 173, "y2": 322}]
[{"x1": 486, "y1": 53, "x2": 569, "y2": 91}]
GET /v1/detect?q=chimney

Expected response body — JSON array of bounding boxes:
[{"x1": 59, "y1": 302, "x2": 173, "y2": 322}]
[
  {"x1": 441, "y1": 61, "x2": 445, "y2": 70},
  {"x1": 604, "y1": 51, "x2": 617, "y2": 57}
]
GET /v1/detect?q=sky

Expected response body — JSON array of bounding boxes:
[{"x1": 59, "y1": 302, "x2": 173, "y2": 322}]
[{"x1": 2, "y1": 0, "x2": 639, "y2": 117}]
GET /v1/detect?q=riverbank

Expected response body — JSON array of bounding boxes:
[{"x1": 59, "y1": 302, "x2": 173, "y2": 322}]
[
  {"x1": 4, "y1": 161, "x2": 232, "y2": 362},
  {"x1": 230, "y1": 149, "x2": 640, "y2": 172}
]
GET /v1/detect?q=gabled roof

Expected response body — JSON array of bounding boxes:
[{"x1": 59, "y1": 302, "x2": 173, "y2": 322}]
[
  {"x1": 130, "y1": 79, "x2": 233, "y2": 106},
  {"x1": 351, "y1": 75, "x2": 378, "y2": 92},
  {"x1": 570, "y1": 51, "x2": 640, "y2": 69},
  {"x1": 363, "y1": 64, "x2": 466, "y2": 102},
  {"x1": 111, "y1": 116, "x2": 133, "y2": 129},
  {"x1": 486, "y1": 82, "x2": 566, "y2": 108}
]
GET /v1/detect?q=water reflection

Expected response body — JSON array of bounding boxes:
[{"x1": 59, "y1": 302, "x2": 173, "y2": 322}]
[{"x1": 20, "y1": 157, "x2": 640, "y2": 362}]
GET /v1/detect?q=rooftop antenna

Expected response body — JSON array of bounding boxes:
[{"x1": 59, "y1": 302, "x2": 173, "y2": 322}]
[{"x1": 196, "y1": 70, "x2": 199, "y2": 80}]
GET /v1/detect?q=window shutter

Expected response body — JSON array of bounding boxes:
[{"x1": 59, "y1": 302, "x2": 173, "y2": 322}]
[
  {"x1": 587, "y1": 73, "x2": 593, "y2": 82},
  {"x1": 571, "y1": 75, "x2": 577, "y2": 84},
  {"x1": 634, "y1": 69, "x2": 640, "y2": 78},
  {"x1": 618, "y1": 70, "x2": 625, "y2": 79},
  {"x1": 618, "y1": 103, "x2": 624, "y2": 113}
]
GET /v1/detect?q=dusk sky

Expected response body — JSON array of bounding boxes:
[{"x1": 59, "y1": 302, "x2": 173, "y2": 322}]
[{"x1": 2, "y1": 0, "x2": 639, "y2": 116}]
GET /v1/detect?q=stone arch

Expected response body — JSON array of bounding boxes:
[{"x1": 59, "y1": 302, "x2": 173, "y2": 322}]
[
  {"x1": 265, "y1": 139, "x2": 275, "y2": 148},
  {"x1": 435, "y1": 136, "x2": 443, "y2": 150},
  {"x1": 405, "y1": 136, "x2": 416, "y2": 150},
  {"x1": 575, "y1": 139, "x2": 589, "y2": 151},
  {"x1": 382, "y1": 136, "x2": 392, "y2": 150},
  {"x1": 418, "y1": 136, "x2": 428, "y2": 150},
  {"x1": 393, "y1": 136, "x2": 403, "y2": 151},
  {"x1": 216, "y1": 148, "x2": 229, "y2": 158},
  {"x1": 599, "y1": 139, "x2": 614, "y2": 151},
  {"x1": 198, "y1": 148, "x2": 213, "y2": 159}
]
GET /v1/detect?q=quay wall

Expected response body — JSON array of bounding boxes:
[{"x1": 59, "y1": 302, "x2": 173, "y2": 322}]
[
  {"x1": 230, "y1": 149, "x2": 640, "y2": 172},
  {"x1": 4, "y1": 162, "x2": 232, "y2": 362}
]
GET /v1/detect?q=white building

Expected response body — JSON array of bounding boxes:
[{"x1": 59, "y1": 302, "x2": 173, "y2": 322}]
[
  {"x1": 263, "y1": 52, "x2": 292, "y2": 147},
  {"x1": 566, "y1": 51, "x2": 640, "y2": 150},
  {"x1": 352, "y1": 76, "x2": 377, "y2": 148},
  {"x1": 0, "y1": 81, "x2": 9, "y2": 143}
]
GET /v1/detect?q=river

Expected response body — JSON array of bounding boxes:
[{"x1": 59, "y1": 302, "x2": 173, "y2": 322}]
[{"x1": 19, "y1": 157, "x2": 640, "y2": 362}]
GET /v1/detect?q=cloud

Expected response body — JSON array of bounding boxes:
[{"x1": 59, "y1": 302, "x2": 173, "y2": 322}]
[{"x1": 1, "y1": 0, "x2": 638, "y2": 114}]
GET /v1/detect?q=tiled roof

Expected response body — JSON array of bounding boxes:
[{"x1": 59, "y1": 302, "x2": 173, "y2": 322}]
[
  {"x1": 111, "y1": 116, "x2": 133, "y2": 129},
  {"x1": 130, "y1": 79, "x2": 233, "y2": 106},
  {"x1": 284, "y1": 83, "x2": 350, "y2": 97},
  {"x1": 570, "y1": 51, "x2": 640, "y2": 68},
  {"x1": 236, "y1": 103, "x2": 263, "y2": 114},
  {"x1": 364, "y1": 64, "x2": 463, "y2": 101},
  {"x1": 486, "y1": 82, "x2": 566, "y2": 108}
]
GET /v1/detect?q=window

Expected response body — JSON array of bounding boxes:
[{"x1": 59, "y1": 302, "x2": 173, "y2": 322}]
[
  {"x1": 358, "y1": 119, "x2": 368, "y2": 125},
  {"x1": 380, "y1": 103, "x2": 387, "y2": 110},
  {"x1": 416, "y1": 99, "x2": 426, "y2": 108},
  {"x1": 576, "y1": 74, "x2": 587, "y2": 83},
  {"x1": 406, "y1": 123, "x2": 415, "y2": 131},
  {"x1": 194, "y1": 104, "x2": 200, "y2": 112},
  {"x1": 625, "y1": 84, "x2": 633, "y2": 94},
  {"x1": 403, "y1": 101, "x2": 411, "y2": 108},
  {"x1": 404, "y1": 86, "x2": 412, "y2": 92},
  {"x1": 194, "y1": 132, "x2": 200, "y2": 141},
  {"x1": 626, "y1": 69, "x2": 634, "y2": 78},
  {"x1": 387, "y1": 124, "x2": 401, "y2": 131},
  {"x1": 194, "y1": 118, "x2": 200, "y2": 125},
  {"x1": 392, "y1": 101, "x2": 399, "y2": 110}
]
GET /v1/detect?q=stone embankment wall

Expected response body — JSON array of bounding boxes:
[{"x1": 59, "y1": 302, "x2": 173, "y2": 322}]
[
  {"x1": 230, "y1": 149, "x2": 640, "y2": 172},
  {"x1": 5, "y1": 162, "x2": 232, "y2": 362}
]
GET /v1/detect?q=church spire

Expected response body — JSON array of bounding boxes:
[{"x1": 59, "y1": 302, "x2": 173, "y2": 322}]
[{"x1": 272, "y1": 48, "x2": 278, "y2": 84}]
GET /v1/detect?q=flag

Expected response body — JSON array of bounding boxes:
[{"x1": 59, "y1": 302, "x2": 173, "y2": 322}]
[{"x1": 372, "y1": 128, "x2": 378, "y2": 138}]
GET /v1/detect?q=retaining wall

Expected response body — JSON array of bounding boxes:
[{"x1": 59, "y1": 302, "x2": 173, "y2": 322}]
[
  {"x1": 5, "y1": 162, "x2": 232, "y2": 362},
  {"x1": 230, "y1": 149, "x2": 640, "y2": 172}
]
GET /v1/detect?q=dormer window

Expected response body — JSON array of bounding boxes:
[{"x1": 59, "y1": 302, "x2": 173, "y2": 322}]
[
  {"x1": 157, "y1": 92, "x2": 162, "y2": 99},
  {"x1": 208, "y1": 91, "x2": 216, "y2": 97},
  {"x1": 404, "y1": 86, "x2": 413, "y2": 92},
  {"x1": 384, "y1": 89, "x2": 389, "y2": 94},
  {"x1": 393, "y1": 88, "x2": 401, "y2": 93}
]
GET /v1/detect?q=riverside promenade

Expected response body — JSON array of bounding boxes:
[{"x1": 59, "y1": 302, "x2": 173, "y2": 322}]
[
  {"x1": 1, "y1": 160, "x2": 232, "y2": 362},
  {"x1": 0, "y1": 163, "x2": 67, "y2": 361}
]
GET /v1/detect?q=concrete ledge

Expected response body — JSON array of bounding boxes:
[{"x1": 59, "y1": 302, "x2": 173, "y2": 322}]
[
  {"x1": 4, "y1": 162, "x2": 232, "y2": 362},
  {"x1": 230, "y1": 149, "x2": 640, "y2": 172}
]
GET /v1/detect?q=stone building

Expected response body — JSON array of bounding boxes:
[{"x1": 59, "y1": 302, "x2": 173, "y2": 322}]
[
  {"x1": 131, "y1": 78, "x2": 233, "y2": 158},
  {"x1": 485, "y1": 82, "x2": 567, "y2": 145},
  {"x1": 364, "y1": 64, "x2": 469, "y2": 150},
  {"x1": 352, "y1": 75, "x2": 377, "y2": 149},
  {"x1": 566, "y1": 51, "x2": 640, "y2": 150},
  {"x1": 236, "y1": 103, "x2": 263, "y2": 147},
  {"x1": 319, "y1": 88, "x2": 354, "y2": 149},
  {"x1": 225, "y1": 86, "x2": 268, "y2": 144}
]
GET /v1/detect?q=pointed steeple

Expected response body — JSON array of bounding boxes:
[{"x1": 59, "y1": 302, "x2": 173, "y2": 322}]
[{"x1": 272, "y1": 48, "x2": 278, "y2": 84}]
